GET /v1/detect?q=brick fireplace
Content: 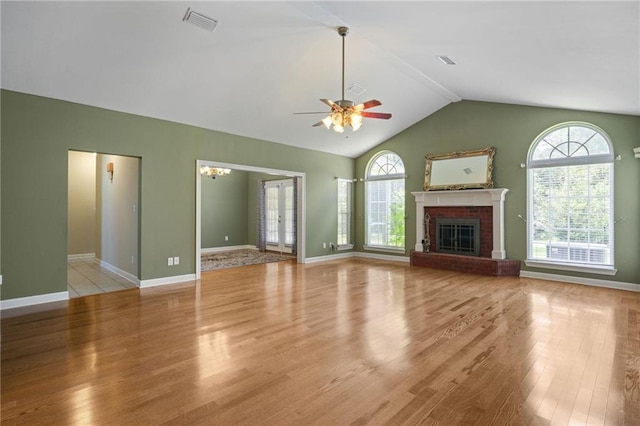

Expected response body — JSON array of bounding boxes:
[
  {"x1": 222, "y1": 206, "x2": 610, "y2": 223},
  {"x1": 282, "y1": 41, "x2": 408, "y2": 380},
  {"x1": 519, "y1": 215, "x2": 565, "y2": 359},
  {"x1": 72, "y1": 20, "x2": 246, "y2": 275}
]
[{"x1": 410, "y1": 188, "x2": 520, "y2": 276}]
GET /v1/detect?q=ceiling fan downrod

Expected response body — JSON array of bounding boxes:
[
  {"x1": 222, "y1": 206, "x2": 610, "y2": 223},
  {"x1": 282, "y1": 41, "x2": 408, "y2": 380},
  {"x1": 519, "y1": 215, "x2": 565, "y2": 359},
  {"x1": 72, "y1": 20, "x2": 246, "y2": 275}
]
[{"x1": 338, "y1": 26, "x2": 349, "y2": 102}]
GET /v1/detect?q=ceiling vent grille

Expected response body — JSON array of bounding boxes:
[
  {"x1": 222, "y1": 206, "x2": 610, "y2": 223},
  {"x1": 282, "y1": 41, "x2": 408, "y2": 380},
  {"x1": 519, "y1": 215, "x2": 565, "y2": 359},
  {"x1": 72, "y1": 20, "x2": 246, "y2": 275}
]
[
  {"x1": 183, "y1": 8, "x2": 218, "y2": 32},
  {"x1": 346, "y1": 83, "x2": 366, "y2": 96},
  {"x1": 437, "y1": 55, "x2": 456, "y2": 65}
]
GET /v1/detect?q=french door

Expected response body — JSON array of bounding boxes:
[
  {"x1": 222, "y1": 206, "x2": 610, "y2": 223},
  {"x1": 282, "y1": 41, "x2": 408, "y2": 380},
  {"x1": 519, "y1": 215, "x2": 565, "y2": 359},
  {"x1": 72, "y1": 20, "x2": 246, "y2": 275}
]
[{"x1": 265, "y1": 179, "x2": 294, "y2": 253}]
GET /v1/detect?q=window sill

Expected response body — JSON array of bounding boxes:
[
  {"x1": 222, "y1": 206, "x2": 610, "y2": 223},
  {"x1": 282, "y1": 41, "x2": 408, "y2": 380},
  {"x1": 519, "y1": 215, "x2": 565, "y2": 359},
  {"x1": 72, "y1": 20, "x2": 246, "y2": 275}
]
[
  {"x1": 363, "y1": 245, "x2": 406, "y2": 254},
  {"x1": 524, "y1": 260, "x2": 617, "y2": 276},
  {"x1": 337, "y1": 244, "x2": 354, "y2": 251}
]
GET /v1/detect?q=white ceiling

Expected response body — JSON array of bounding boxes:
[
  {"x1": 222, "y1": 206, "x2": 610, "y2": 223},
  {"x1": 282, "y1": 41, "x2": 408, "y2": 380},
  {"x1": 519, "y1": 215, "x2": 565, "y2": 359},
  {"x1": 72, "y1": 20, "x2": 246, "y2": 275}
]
[{"x1": 2, "y1": 1, "x2": 638, "y2": 158}]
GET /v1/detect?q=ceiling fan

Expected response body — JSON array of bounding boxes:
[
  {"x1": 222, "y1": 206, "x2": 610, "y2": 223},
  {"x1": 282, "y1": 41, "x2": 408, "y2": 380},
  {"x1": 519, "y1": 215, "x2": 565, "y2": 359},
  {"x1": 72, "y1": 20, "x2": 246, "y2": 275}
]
[{"x1": 294, "y1": 26, "x2": 392, "y2": 133}]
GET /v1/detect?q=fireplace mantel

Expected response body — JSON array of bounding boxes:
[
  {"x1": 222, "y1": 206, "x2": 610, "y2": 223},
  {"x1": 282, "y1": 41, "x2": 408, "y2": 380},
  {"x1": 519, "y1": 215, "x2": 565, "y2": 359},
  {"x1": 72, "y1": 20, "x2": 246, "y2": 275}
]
[{"x1": 412, "y1": 188, "x2": 509, "y2": 259}]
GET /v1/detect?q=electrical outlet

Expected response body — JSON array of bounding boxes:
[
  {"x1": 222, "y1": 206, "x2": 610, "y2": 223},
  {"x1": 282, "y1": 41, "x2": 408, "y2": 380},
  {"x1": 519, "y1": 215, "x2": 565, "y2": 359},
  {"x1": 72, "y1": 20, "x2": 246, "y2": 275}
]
[
  {"x1": 323, "y1": 243, "x2": 326, "y2": 249},
  {"x1": 168, "y1": 257, "x2": 173, "y2": 266},
  {"x1": 174, "y1": 256, "x2": 180, "y2": 265},
  {"x1": 131, "y1": 255, "x2": 135, "y2": 264},
  {"x1": 225, "y1": 236, "x2": 229, "y2": 241}
]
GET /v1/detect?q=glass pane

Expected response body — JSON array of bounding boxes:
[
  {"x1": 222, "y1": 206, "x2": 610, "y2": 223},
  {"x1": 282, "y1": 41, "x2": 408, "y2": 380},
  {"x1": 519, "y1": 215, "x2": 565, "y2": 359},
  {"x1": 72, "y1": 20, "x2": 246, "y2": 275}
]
[
  {"x1": 531, "y1": 124, "x2": 611, "y2": 163},
  {"x1": 266, "y1": 187, "x2": 279, "y2": 243},
  {"x1": 587, "y1": 134, "x2": 610, "y2": 155},
  {"x1": 366, "y1": 179, "x2": 404, "y2": 248},
  {"x1": 367, "y1": 152, "x2": 405, "y2": 177},
  {"x1": 569, "y1": 126, "x2": 596, "y2": 144},
  {"x1": 285, "y1": 185, "x2": 294, "y2": 245},
  {"x1": 529, "y1": 162, "x2": 612, "y2": 265}
]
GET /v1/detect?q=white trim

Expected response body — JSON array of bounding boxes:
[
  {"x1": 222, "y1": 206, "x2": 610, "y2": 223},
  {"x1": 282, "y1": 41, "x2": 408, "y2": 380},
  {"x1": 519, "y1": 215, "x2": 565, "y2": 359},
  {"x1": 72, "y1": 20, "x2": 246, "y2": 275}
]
[
  {"x1": 67, "y1": 253, "x2": 96, "y2": 261},
  {"x1": 305, "y1": 251, "x2": 410, "y2": 264},
  {"x1": 363, "y1": 245, "x2": 406, "y2": 254},
  {"x1": 520, "y1": 270, "x2": 639, "y2": 292},
  {"x1": 201, "y1": 245, "x2": 256, "y2": 254},
  {"x1": 99, "y1": 260, "x2": 140, "y2": 285},
  {"x1": 139, "y1": 274, "x2": 196, "y2": 289},
  {"x1": 305, "y1": 252, "x2": 356, "y2": 264},
  {"x1": 356, "y1": 252, "x2": 410, "y2": 263},
  {"x1": 1, "y1": 291, "x2": 69, "y2": 310},
  {"x1": 524, "y1": 260, "x2": 617, "y2": 276}
]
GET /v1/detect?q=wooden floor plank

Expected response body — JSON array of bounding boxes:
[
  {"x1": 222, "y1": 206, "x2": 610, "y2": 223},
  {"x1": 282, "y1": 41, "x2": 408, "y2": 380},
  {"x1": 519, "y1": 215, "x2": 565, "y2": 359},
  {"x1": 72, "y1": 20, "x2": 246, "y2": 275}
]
[{"x1": 2, "y1": 258, "x2": 639, "y2": 425}]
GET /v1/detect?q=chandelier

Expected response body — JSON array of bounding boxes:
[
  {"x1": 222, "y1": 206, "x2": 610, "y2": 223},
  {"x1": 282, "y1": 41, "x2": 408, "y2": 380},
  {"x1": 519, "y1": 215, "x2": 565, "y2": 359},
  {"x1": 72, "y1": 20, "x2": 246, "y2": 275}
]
[{"x1": 200, "y1": 166, "x2": 231, "y2": 179}]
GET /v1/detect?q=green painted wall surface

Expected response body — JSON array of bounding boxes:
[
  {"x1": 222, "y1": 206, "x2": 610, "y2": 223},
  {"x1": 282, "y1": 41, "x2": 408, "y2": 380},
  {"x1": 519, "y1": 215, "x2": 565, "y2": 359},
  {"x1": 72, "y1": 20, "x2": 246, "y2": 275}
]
[
  {"x1": 201, "y1": 170, "x2": 249, "y2": 248},
  {"x1": 1, "y1": 90, "x2": 353, "y2": 300},
  {"x1": 355, "y1": 100, "x2": 640, "y2": 285}
]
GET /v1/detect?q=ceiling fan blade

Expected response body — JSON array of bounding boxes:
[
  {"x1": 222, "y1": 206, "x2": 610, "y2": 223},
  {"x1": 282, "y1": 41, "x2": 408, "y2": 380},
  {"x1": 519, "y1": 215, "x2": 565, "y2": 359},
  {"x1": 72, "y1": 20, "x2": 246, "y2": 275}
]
[
  {"x1": 361, "y1": 99, "x2": 382, "y2": 110},
  {"x1": 361, "y1": 111, "x2": 392, "y2": 120},
  {"x1": 312, "y1": 121, "x2": 325, "y2": 127},
  {"x1": 320, "y1": 99, "x2": 341, "y2": 111},
  {"x1": 293, "y1": 112, "x2": 329, "y2": 115}
]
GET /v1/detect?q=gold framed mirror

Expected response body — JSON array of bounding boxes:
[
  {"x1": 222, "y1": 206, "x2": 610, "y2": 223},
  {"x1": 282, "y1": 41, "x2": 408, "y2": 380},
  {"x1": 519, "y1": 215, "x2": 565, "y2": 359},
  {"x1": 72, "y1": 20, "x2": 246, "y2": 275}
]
[{"x1": 424, "y1": 147, "x2": 495, "y2": 191}]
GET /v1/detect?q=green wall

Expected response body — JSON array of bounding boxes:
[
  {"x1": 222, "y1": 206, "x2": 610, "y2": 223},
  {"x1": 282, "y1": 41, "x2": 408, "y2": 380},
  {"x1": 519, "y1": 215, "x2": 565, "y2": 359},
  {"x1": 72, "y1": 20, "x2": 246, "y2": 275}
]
[
  {"x1": 355, "y1": 100, "x2": 640, "y2": 285},
  {"x1": 3, "y1": 90, "x2": 638, "y2": 300},
  {"x1": 201, "y1": 169, "x2": 249, "y2": 248},
  {"x1": 1, "y1": 90, "x2": 353, "y2": 300}
]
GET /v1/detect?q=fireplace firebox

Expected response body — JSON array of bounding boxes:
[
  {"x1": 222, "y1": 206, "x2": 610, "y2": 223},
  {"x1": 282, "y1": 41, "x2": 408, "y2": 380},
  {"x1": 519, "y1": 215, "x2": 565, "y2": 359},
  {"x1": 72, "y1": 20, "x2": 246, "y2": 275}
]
[{"x1": 436, "y1": 217, "x2": 480, "y2": 256}]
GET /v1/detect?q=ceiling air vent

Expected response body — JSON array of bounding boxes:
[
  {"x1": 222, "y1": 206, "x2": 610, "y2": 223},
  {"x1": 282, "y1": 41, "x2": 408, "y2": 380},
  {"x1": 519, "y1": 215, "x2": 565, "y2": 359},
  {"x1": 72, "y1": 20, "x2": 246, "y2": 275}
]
[
  {"x1": 346, "y1": 83, "x2": 366, "y2": 96},
  {"x1": 183, "y1": 8, "x2": 218, "y2": 32},
  {"x1": 437, "y1": 55, "x2": 456, "y2": 65}
]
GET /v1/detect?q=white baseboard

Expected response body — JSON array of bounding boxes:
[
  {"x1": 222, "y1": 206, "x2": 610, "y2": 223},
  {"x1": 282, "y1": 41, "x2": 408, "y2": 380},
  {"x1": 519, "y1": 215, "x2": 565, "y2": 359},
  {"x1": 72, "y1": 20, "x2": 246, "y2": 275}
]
[
  {"x1": 356, "y1": 252, "x2": 410, "y2": 263},
  {"x1": 305, "y1": 251, "x2": 410, "y2": 264},
  {"x1": 139, "y1": 273, "x2": 196, "y2": 289},
  {"x1": 520, "y1": 270, "x2": 640, "y2": 292},
  {"x1": 305, "y1": 252, "x2": 356, "y2": 264},
  {"x1": 1, "y1": 291, "x2": 69, "y2": 310},
  {"x1": 201, "y1": 245, "x2": 256, "y2": 254},
  {"x1": 99, "y1": 260, "x2": 139, "y2": 286},
  {"x1": 67, "y1": 253, "x2": 96, "y2": 261}
]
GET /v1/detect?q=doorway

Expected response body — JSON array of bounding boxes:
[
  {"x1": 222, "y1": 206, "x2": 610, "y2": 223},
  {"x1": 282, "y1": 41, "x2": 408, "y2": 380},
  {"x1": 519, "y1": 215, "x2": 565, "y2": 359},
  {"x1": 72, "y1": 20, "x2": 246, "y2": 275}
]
[
  {"x1": 195, "y1": 160, "x2": 306, "y2": 280},
  {"x1": 67, "y1": 150, "x2": 141, "y2": 297},
  {"x1": 265, "y1": 179, "x2": 294, "y2": 253}
]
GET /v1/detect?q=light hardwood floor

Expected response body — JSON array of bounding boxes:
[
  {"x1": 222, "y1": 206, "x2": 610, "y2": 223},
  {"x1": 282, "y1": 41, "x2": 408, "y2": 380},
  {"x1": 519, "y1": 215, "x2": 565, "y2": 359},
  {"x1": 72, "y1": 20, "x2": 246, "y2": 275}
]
[{"x1": 2, "y1": 258, "x2": 639, "y2": 425}]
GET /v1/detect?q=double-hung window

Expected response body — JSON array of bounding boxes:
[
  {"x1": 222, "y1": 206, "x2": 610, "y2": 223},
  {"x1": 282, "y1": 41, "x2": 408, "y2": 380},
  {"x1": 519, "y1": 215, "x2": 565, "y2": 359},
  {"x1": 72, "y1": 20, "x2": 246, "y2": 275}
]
[
  {"x1": 526, "y1": 122, "x2": 615, "y2": 274},
  {"x1": 365, "y1": 151, "x2": 405, "y2": 251},
  {"x1": 337, "y1": 179, "x2": 353, "y2": 250}
]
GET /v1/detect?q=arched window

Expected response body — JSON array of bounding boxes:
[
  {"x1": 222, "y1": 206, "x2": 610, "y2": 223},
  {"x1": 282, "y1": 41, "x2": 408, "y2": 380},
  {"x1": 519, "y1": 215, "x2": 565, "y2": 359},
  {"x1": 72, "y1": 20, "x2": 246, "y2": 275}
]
[
  {"x1": 365, "y1": 151, "x2": 405, "y2": 250},
  {"x1": 527, "y1": 122, "x2": 614, "y2": 272}
]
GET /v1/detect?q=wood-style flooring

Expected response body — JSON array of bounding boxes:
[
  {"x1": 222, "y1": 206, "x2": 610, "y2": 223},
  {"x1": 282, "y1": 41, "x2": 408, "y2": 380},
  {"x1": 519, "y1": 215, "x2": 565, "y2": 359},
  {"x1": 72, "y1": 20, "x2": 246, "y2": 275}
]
[{"x1": 2, "y1": 258, "x2": 639, "y2": 425}]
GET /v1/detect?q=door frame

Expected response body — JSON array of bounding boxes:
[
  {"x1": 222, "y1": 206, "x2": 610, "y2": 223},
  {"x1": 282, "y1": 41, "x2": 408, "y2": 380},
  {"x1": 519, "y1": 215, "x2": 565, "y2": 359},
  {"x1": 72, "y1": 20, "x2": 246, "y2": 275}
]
[
  {"x1": 264, "y1": 178, "x2": 294, "y2": 253},
  {"x1": 195, "y1": 160, "x2": 306, "y2": 280}
]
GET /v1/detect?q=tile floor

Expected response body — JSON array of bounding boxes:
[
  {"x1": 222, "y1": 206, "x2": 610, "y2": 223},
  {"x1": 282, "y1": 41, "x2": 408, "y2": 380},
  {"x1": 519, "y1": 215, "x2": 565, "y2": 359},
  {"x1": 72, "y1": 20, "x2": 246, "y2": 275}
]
[{"x1": 67, "y1": 258, "x2": 138, "y2": 298}]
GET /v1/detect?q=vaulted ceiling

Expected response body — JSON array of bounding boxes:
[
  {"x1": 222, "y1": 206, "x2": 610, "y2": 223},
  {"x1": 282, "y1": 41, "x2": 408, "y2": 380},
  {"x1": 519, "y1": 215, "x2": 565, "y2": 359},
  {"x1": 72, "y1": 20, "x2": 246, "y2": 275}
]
[{"x1": 2, "y1": 1, "x2": 638, "y2": 158}]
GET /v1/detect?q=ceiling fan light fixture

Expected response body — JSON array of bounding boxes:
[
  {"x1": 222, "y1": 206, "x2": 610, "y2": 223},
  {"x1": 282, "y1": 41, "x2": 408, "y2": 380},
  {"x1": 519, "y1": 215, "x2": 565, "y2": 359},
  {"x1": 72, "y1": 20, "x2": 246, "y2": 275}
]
[{"x1": 295, "y1": 27, "x2": 391, "y2": 132}]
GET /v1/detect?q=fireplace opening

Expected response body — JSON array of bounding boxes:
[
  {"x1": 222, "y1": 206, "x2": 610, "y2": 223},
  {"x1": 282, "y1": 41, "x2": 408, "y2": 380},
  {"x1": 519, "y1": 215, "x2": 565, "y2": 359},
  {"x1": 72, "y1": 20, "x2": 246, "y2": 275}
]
[{"x1": 435, "y1": 217, "x2": 480, "y2": 256}]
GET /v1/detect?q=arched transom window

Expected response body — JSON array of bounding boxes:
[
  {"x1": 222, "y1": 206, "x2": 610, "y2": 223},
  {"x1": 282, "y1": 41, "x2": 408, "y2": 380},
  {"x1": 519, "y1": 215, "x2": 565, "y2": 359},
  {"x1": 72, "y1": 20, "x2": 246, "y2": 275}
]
[
  {"x1": 526, "y1": 122, "x2": 615, "y2": 272},
  {"x1": 365, "y1": 151, "x2": 405, "y2": 250}
]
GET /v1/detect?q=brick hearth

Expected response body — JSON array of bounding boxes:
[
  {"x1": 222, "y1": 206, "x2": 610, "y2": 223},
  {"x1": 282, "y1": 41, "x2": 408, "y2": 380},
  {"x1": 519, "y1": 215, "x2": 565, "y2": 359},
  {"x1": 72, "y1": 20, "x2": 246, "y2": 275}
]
[{"x1": 411, "y1": 251, "x2": 521, "y2": 276}]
